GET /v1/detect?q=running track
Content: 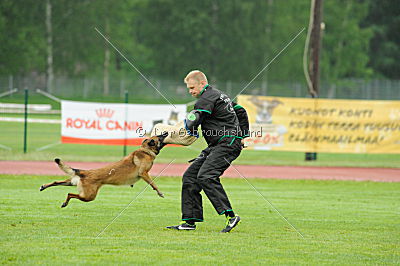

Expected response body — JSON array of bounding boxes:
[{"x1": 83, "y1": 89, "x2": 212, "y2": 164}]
[{"x1": 0, "y1": 161, "x2": 399, "y2": 182}]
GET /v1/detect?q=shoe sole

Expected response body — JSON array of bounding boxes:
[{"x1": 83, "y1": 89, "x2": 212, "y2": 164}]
[
  {"x1": 165, "y1": 227, "x2": 196, "y2": 230},
  {"x1": 221, "y1": 220, "x2": 241, "y2": 233}
]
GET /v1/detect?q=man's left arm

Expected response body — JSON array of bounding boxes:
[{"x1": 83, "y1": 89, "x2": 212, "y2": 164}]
[{"x1": 232, "y1": 102, "x2": 250, "y2": 139}]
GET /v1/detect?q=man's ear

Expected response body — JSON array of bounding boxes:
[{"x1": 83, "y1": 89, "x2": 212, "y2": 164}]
[{"x1": 148, "y1": 139, "x2": 155, "y2": 146}]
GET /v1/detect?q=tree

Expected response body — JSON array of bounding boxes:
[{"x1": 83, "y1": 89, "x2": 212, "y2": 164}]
[
  {"x1": 46, "y1": 0, "x2": 53, "y2": 93},
  {"x1": 0, "y1": 0, "x2": 46, "y2": 75},
  {"x1": 321, "y1": 0, "x2": 373, "y2": 80},
  {"x1": 0, "y1": 0, "x2": 393, "y2": 89},
  {"x1": 364, "y1": 0, "x2": 400, "y2": 79}
]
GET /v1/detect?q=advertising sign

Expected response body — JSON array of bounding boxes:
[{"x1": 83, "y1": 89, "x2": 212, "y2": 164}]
[
  {"x1": 238, "y1": 95, "x2": 400, "y2": 154},
  {"x1": 61, "y1": 100, "x2": 186, "y2": 145}
]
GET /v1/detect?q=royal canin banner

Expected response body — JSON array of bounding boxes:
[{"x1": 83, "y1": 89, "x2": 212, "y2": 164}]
[{"x1": 61, "y1": 100, "x2": 186, "y2": 145}]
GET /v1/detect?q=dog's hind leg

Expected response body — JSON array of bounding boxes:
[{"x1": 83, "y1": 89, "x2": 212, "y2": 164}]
[
  {"x1": 40, "y1": 178, "x2": 72, "y2": 191},
  {"x1": 140, "y1": 172, "x2": 164, "y2": 198},
  {"x1": 61, "y1": 182, "x2": 100, "y2": 208},
  {"x1": 61, "y1": 193, "x2": 83, "y2": 208},
  {"x1": 43, "y1": 158, "x2": 84, "y2": 191},
  {"x1": 61, "y1": 192, "x2": 96, "y2": 208}
]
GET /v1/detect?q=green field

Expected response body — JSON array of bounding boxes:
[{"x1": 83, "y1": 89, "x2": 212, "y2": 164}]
[
  {"x1": 0, "y1": 175, "x2": 399, "y2": 264},
  {"x1": 1, "y1": 120, "x2": 399, "y2": 167}
]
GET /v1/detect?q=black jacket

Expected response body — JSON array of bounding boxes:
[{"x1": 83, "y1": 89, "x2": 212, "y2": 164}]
[{"x1": 192, "y1": 85, "x2": 249, "y2": 146}]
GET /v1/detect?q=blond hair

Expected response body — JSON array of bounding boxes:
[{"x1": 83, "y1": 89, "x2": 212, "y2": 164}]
[{"x1": 184, "y1": 70, "x2": 208, "y2": 84}]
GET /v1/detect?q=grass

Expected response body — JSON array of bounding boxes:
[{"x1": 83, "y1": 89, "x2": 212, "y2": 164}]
[
  {"x1": 1, "y1": 121, "x2": 400, "y2": 167},
  {"x1": 0, "y1": 175, "x2": 399, "y2": 264},
  {"x1": 0, "y1": 113, "x2": 61, "y2": 119}
]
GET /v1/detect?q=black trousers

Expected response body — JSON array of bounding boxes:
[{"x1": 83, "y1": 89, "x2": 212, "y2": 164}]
[{"x1": 181, "y1": 137, "x2": 242, "y2": 222}]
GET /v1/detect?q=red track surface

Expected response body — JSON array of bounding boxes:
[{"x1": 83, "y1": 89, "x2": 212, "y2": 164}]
[{"x1": 0, "y1": 160, "x2": 399, "y2": 182}]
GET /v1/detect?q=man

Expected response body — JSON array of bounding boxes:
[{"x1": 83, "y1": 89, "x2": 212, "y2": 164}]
[{"x1": 166, "y1": 70, "x2": 249, "y2": 233}]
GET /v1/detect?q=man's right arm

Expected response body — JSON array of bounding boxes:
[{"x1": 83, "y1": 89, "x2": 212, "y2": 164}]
[
  {"x1": 184, "y1": 110, "x2": 206, "y2": 137},
  {"x1": 185, "y1": 96, "x2": 215, "y2": 137}
]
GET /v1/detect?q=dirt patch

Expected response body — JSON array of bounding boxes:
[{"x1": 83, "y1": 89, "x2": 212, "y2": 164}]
[{"x1": 0, "y1": 160, "x2": 399, "y2": 182}]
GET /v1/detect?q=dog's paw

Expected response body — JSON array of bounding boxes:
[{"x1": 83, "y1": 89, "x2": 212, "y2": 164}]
[
  {"x1": 54, "y1": 158, "x2": 61, "y2": 164},
  {"x1": 158, "y1": 192, "x2": 165, "y2": 198},
  {"x1": 61, "y1": 202, "x2": 67, "y2": 208},
  {"x1": 39, "y1": 185, "x2": 45, "y2": 191}
]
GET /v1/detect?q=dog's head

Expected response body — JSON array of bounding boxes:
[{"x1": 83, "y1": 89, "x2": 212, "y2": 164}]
[{"x1": 141, "y1": 132, "x2": 168, "y2": 154}]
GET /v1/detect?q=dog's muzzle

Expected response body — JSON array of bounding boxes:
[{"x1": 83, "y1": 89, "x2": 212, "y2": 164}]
[{"x1": 157, "y1": 132, "x2": 169, "y2": 149}]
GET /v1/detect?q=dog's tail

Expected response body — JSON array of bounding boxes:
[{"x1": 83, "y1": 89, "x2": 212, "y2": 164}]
[{"x1": 54, "y1": 158, "x2": 82, "y2": 177}]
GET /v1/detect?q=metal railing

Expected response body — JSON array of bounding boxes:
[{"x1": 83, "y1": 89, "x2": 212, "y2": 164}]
[{"x1": 1, "y1": 75, "x2": 399, "y2": 101}]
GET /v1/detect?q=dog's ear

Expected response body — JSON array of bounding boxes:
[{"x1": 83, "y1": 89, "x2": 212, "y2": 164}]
[
  {"x1": 142, "y1": 139, "x2": 148, "y2": 145},
  {"x1": 148, "y1": 139, "x2": 156, "y2": 146}
]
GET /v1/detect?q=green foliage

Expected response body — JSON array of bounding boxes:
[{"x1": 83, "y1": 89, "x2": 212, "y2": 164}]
[
  {"x1": 0, "y1": 0, "x2": 46, "y2": 74},
  {"x1": 1, "y1": 0, "x2": 397, "y2": 90},
  {"x1": 364, "y1": 0, "x2": 400, "y2": 79},
  {"x1": 322, "y1": 0, "x2": 373, "y2": 80},
  {"x1": 1, "y1": 175, "x2": 399, "y2": 264}
]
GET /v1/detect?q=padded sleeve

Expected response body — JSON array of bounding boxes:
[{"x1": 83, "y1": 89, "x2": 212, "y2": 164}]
[{"x1": 232, "y1": 102, "x2": 250, "y2": 138}]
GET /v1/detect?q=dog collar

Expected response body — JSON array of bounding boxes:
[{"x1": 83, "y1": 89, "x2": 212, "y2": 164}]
[{"x1": 139, "y1": 148, "x2": 157, "y2": 158}]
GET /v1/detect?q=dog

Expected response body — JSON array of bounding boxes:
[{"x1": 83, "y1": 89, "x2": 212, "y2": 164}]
[{"x1": 39, "y1": 133, "x2": 168, "y2": 208}]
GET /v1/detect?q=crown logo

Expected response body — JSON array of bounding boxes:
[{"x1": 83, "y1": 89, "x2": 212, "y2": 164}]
[{"x1": 95, "y1": 108, "x2": 115, "y2": 118}]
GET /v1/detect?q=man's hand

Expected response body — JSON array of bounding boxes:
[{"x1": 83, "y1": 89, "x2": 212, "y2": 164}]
[
  {"x1": 185, "y1": 110, "x2": 203, "y2": 137},
  {"x1": 241, "y1": 139, "x2": 247, "y2": 148}
]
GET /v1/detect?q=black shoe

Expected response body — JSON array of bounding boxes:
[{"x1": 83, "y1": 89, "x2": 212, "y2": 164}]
[
  {"x1": 220, "y1": 215, "x2": 241, "y2": 233},
  {"x1": 166, "y1": 222, "x2": 196, "y2": 230}
]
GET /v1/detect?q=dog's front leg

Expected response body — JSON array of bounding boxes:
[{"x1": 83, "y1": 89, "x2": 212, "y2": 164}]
[{"x1": 140, "y1": 172, "x2": 164, "y2": 198}]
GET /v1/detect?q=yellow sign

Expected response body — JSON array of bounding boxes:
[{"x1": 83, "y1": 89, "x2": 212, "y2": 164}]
[{"x1": 238, "y1": 95, "x2": 400, "y2": 154}]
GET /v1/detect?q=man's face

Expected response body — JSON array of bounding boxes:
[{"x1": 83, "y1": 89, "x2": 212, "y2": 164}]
[{"x1": 186, "y1": 79, "x2": 206, "y2": 98}]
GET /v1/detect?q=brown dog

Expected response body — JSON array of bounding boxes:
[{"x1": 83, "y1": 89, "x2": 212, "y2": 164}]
[{"x1": 40, "y1": 133, "x2": 168, "y2": 208}]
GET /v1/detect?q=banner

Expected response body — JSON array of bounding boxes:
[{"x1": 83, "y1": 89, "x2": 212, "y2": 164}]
[
  {"x1": 238, "y1": 95, "x2": 400, "y2": 154},
  {"x1": 61, "y1": 100, "x2": 187, "y2": 145}
]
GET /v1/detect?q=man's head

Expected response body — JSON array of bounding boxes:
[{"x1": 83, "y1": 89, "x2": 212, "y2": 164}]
[{"x1": 184, "y1": 70, "x2": 208, "y2": 98}]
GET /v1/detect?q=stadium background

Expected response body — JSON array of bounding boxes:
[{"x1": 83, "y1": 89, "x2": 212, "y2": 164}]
[{"x1": 0, "y1": 0, "x2": 399, "y2": 265}]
